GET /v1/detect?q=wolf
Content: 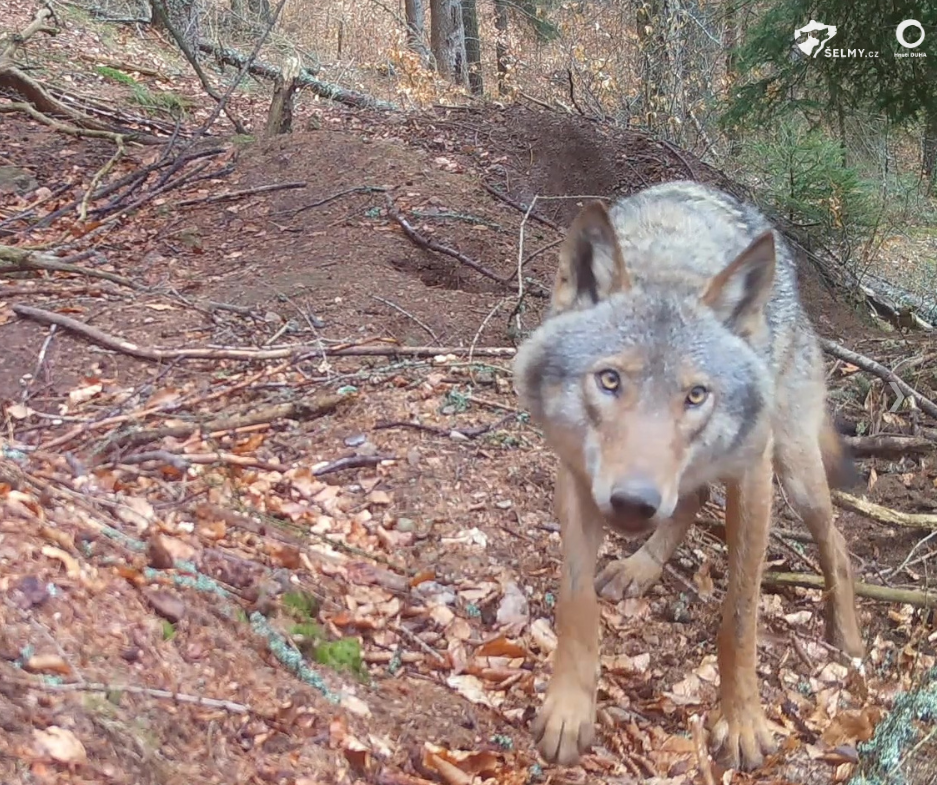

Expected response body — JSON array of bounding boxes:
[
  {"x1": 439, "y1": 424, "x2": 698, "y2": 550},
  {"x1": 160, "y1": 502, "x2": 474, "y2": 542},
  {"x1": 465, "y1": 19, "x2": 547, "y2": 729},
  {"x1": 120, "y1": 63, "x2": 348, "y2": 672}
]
[{"x1": 512, "y1": 180, "x2": 865, "y2": 772}]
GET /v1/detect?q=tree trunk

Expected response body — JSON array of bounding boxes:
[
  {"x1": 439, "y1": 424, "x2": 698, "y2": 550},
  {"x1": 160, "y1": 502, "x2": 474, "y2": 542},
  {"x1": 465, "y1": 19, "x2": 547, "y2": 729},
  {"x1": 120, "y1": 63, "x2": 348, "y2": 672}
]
[
  {"x1": 494, "y1": 0, "x2": 509, "y2": 95},
  {"x1": 636, "y1": 0, "x2": 670, "y2": 132},
  {"x1": 151, "y1": 0, "x2": 202, "y2": 55},
  {"x1": 405, "y1": 0, "x2": 432, "y2": 67},
  {"x1": 264, "y1": 56, "x2": 301, "y2": 137},
  {"x1": 462, "y1": 0, "x2": 482, "y2": 95},
  {"x1": 430, "y1": 0, "x2": 468, "y2": 87},
  {"x1": 923, "y1": 105, "x2": 937, "y2": 193}
]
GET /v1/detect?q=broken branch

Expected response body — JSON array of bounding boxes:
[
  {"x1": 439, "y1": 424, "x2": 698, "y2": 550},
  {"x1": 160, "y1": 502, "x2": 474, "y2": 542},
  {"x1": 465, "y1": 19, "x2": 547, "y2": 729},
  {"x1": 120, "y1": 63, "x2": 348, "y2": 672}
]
[
  {"x1": 821, "y1": 339, "x2": 937, "y2": 420},
  {"x1": 12, "y1": 305, "x2": 518, "y2": 360},
  {"x1": 843, "y1": 434, "x2": 935, "y2": 459},
  {"x1": 763, "y1": 571, "x2": 937, "y2": 608},
  {"x1": 832, "y1": 491, "x2": 937, "y2": 531},
  {"x1": 0, "y1": 246, "x2": 138, "y2": 288},
  {"x1": 175, "y1": 181, "x2": 307, "y2": 207},
  {"x1": 385, "y1": 195, "x2": 514, "y2": 290}
]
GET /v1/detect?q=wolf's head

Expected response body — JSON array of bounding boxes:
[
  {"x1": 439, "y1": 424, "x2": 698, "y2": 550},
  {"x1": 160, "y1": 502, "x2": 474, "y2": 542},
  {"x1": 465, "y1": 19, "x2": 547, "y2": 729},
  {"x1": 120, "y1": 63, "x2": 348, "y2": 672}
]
[{"x1": 514, "y1": 200, "x2": 776, "y2": 537}]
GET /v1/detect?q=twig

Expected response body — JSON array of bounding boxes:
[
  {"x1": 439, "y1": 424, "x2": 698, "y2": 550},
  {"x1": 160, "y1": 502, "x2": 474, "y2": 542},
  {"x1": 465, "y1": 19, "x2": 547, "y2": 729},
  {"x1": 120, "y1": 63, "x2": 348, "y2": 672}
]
[
  {"x1": 79, "y1": 135, "x2": 125, "y2": 220},
  {"x1": 279, "y1": 185, "x2": 386, "y2": 217},
  {"x1": 6, "y1": 677, "x2": 249, "y2": 714},
  {"x1": 115, "y1": 451, "x2": 286, "y2": 472},
  {"x1": 390, "y1": 623, "x2": 448, "y2": 664},
  {"x1": 689, "y1": 714, "x2": 716, "y2": 785},
  {"x1": 510, "y1": 238, "x2": 564, "y2": 282},
  {"x1": 763, "y1": 571, "x2": 937, "y2": 608},
  {"x1": 313, "y1": 455, "x2": 396, "y2": 476},
  {"x1": 385, "y1": 195, "x2": 514, "y2": 290},
  {"x1": 821, "y1": 339, "x2": 937, "y2": 419},
  {"x1": 373, "y1": 414, "x2": 514, "y2": 440},
  {"x1": 13, "y1": 304, "x2": 518, "y2": 361},
  {"x1": 832, "y1": 491, "x2": 937, "y2": 531},
  {"x1": 468, "y1": 297, "x2": 508, "y2": 370},
  {"x1": 150, "y1": 0, "x2": 250, "y2": 134},
  {"x1": 176, "y1": 181, "x2": 307, "y2": 207},
  {"x1": 481, "y1": 182, "x2": 563, "y2": 232},
  {"x1": 370, "y1": 295, "x2": 438, "y2": 342}
]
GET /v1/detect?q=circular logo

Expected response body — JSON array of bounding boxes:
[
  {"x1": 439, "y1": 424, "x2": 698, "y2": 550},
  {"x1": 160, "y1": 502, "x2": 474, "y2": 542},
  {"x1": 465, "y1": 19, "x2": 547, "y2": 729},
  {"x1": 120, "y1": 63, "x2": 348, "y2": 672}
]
[{"x1": 896, "y1": 19, "x2": 925, "y2": 48}]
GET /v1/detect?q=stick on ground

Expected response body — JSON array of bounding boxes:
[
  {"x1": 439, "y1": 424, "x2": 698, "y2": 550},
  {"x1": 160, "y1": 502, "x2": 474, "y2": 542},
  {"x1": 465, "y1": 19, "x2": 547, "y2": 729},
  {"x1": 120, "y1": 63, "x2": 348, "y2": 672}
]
[
  {"x1": 763, "y1": 571, "x2": 937, "y2": 608},
  {"x1": 821, "y1": 339, "x2": 937, "y2": 419}
]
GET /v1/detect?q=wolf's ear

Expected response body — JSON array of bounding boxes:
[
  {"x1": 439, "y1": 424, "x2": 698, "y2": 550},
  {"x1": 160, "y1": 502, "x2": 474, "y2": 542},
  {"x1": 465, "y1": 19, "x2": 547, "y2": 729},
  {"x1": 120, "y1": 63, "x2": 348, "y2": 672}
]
[
  {"x1": 551, "y1": 200, "x2": 630, "y2": 314},
  {"x1": 700, "y1": 230, "x2": 776, "y2": 336}
]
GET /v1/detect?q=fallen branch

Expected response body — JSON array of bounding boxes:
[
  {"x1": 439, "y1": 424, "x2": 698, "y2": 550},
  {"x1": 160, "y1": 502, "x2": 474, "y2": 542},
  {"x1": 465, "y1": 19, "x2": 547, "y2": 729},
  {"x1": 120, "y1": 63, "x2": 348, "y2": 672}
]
[
  {"x1": 843, "y1": 434, "x2": 935, "y2": 459},
  {"x1": 312, "y1": 455, "x2": 396, "y2": 476},
  {"x1": 5, "y1": 677, "x2": 250, "y2": 714},
  {"x1": 385, "y1": 195, "x2": 514, "y2": 290},
  {"x1": 832, "y1": 491, "x2": 937, "y2": 531},
  {"x1": 175, "y1": 181, "x2": 306, "y2": 207},
  {"x1": 0, "y1": 246, "x2": 139, "y2": 288},
  {"x1": 102, "y1": 394, "x2": 349, "y2": 455},
  {"x1": 196, "y1": 40, "x2": 398, "y2": 111},
  {"x1": 12, "y1": 305, "x2": 518, "y2": 360},
  {"x1": 116, "y1": 450, "x2": 286, "y2": 472},
  {"x1": 373, "y1": 413, "x2": 515, "y2": 440},
  {"x1": 821, "y1": 339, "x2": 937, "y2": 420},
  {"x1": 763, "y1": 571, "x2": 937, "y2": 608},
  {"x1": 0, "y1": 102, "x2": 136, "y2": 143}
]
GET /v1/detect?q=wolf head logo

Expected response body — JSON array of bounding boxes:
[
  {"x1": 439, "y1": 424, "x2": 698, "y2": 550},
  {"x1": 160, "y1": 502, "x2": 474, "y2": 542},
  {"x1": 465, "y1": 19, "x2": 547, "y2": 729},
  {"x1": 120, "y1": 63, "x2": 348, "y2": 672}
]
[{"x1": 794, "y1": 19, "x2": 837, "y2": 57}]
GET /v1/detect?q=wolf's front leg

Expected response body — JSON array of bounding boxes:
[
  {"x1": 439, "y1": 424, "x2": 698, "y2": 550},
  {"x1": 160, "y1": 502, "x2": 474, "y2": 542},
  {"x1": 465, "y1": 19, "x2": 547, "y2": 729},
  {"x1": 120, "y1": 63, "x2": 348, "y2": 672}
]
[
  {"x1": 709, "y1": 447, "x2": 777, "y2": 771},
  {"x1": 533, "y1": 467, "x2": 605, "y2": 766},
  {"x1": 595, "y1": 489, "x2": 706, "y2": 600}
]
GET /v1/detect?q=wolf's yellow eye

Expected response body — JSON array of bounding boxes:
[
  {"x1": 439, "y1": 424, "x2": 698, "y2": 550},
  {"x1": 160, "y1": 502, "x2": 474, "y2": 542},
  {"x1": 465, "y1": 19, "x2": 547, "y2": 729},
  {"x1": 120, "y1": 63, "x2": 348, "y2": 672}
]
[
  {"x1": 597, "y1": 369, "x2": 620, "y2": 392},
  {"x1": 686, "y1": 385, "x2": 709, "y2": 407}
]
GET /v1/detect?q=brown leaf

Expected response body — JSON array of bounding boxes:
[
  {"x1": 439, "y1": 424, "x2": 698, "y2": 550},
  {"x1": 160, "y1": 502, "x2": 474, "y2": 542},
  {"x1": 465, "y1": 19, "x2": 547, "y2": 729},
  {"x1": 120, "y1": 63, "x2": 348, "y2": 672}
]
[
  {"x1": 144, "y1": 589, "x2": 186, "y2": 623},
  {"x1": 33, "y1": 727, "x2": 87, "y2": 764}
]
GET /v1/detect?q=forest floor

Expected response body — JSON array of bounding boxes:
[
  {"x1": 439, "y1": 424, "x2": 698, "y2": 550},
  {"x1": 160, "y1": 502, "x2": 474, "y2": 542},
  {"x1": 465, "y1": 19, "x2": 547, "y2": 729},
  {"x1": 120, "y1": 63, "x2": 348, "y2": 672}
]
[{"x1": 2, "y1": 6, "x2": 937, "y2": 785}]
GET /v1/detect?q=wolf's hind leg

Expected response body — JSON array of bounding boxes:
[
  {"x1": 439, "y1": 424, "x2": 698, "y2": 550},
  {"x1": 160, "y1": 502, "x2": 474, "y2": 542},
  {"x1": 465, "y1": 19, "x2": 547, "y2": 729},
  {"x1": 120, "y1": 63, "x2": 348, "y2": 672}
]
[
  {"x1": 533, "y1": 466, "x2": 605, "y2": 766},
  {"x1": 774, "y1": 427, "x2": 864, "y2": 658},
  {"x1": 594, "y1": 489, "x2": 706, "y2": 600}
]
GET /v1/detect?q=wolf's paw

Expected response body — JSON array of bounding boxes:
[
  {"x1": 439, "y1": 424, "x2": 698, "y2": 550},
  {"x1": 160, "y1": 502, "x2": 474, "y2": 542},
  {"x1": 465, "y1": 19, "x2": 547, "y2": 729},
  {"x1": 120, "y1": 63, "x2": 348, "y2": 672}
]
[
  {"x1": 532, "y1": 681, "x2": 596, "y2": 766},
  {"x1": 594, "y1": 551, "x2": 662, "y2": 600},
  {"x1": 708, "y1": 700, "x2": 777, "y2": 771}
]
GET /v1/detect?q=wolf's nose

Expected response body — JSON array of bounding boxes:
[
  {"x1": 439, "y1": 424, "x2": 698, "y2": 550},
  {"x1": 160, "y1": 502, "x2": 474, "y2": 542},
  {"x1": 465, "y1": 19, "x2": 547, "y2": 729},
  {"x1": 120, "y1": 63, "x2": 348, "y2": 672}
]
[{"x1": 609, "y1": 482, "x2": 661, "y2": 519}]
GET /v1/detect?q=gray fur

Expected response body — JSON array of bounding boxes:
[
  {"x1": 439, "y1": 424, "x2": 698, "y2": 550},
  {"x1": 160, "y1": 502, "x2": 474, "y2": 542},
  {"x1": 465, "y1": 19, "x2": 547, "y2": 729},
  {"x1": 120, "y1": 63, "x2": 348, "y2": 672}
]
[{"x1": 514, "y1": 180, "x2": 826, "y2": 500}]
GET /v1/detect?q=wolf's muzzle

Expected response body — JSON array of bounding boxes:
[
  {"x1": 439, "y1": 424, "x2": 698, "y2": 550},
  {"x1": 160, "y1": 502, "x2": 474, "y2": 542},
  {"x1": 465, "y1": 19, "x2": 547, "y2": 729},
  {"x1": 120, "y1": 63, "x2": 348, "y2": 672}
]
[{"x1": 609, "y1": 479, "x2": 661, "y2": 521}]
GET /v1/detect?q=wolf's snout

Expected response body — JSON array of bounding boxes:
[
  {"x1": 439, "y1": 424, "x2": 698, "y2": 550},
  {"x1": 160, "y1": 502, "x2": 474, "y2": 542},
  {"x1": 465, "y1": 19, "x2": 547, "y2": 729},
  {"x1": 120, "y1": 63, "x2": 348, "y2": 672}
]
[{"x1": 609, "y1": 480, "x2": 661, "y2": 520}]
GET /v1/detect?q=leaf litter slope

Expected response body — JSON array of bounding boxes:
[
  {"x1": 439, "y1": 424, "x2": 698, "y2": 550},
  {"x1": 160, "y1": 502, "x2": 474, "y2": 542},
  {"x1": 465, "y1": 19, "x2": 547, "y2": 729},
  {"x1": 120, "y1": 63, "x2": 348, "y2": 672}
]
[{"x1": 2, "y1": 62, "x2": 936, "y2": 785}]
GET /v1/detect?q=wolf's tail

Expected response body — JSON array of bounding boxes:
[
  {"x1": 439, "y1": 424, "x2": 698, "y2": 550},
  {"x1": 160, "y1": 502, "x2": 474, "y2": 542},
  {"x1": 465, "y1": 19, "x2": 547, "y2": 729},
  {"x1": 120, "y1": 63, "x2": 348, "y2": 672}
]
[{"x1": 819, "y1": 414, "x2": 862, "y2": 490}]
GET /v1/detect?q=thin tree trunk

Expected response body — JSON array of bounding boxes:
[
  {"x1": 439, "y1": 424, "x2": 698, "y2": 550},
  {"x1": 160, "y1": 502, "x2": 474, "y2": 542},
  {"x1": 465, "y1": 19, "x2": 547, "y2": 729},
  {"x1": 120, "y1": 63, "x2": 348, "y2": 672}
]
[
  {"x1": 462, "y1": 0, "x2": 482, "y2": 95},
  {"x1": 494, "y1": 0, "x2": 509, "y2": 95},
  {"x1": 923, "y1": 105, "x2": 937, "y2": 193}
]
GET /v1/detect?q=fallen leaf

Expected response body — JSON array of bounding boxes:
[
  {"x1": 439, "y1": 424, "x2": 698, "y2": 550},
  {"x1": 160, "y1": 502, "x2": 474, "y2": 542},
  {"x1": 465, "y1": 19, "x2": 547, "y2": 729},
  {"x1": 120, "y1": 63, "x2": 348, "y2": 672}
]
[{"x1": 33, "y1": 727, "x2": 87, "y2": 764}]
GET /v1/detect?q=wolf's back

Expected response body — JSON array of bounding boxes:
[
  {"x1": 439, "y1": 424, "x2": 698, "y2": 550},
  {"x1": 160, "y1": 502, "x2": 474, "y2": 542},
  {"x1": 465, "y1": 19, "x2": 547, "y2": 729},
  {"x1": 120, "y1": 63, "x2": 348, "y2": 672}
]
[{"x1": 605, "y1": 180, "x2": 809, "y2": 365}]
